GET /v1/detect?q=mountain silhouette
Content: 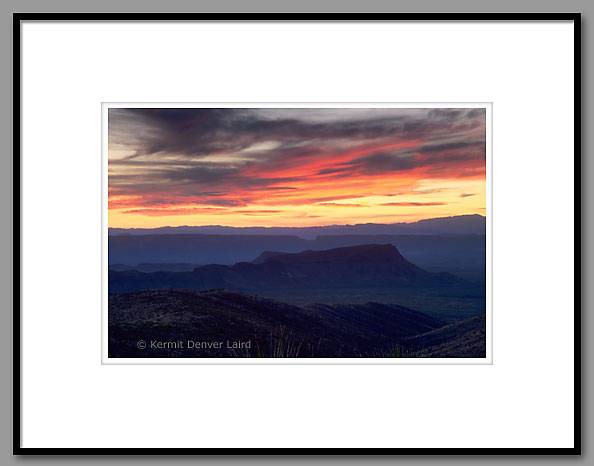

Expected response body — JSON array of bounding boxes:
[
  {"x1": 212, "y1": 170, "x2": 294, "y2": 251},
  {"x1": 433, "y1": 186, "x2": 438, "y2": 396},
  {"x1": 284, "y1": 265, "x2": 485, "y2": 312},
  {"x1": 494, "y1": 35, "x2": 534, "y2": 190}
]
[
  {"x1": 109, "y1": 244, "x2": 462, "y2": 294},
  {"x1": 108, "y1": 214, "x2": 486, "y2": 238}
]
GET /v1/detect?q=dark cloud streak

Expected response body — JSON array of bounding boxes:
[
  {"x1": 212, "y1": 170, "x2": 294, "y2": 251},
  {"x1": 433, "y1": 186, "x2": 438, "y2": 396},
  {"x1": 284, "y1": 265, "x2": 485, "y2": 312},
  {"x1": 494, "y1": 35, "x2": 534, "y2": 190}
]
[{"x1": 108, "y1": 107, "x2": 486, "y2": 209}]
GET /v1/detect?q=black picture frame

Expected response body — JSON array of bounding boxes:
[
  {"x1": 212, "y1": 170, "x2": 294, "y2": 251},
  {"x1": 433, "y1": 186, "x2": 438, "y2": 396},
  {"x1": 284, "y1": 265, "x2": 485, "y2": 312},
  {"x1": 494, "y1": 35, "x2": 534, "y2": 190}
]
[{"x1": 12, "y1": 12, "x2": 582, "y2": 456}]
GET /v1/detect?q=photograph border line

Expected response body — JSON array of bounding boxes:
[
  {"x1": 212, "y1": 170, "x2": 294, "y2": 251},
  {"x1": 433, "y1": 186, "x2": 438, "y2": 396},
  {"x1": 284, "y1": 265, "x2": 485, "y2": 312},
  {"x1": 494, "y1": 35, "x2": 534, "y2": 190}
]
[
  {"x1": 101, "y1": 102, "x2": 493, "y2": 366},
  {"x1": 13, "y1": 12, "x2": 581, "y2": 456}
]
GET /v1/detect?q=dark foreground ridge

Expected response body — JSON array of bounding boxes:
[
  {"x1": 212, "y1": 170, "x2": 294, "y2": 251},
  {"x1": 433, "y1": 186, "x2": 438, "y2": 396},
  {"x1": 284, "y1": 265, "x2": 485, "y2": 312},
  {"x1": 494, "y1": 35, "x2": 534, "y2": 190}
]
[
  {"x1": 109, "y1": 244, "x2": 463, "y2": 295},
  {"x1": 108, "y1": 288, "x2": 486, "y2": 358},
  {"x1": 404, "y1": 314, "x2": 486, "y2": 358}
]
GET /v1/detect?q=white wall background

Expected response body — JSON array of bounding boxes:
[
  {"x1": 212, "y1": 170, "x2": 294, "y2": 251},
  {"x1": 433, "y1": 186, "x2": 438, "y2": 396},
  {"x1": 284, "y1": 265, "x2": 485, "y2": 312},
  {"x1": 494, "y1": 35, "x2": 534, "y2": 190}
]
[{"x1": 19, "y1": 19, "x2": 575, "y2": 451}]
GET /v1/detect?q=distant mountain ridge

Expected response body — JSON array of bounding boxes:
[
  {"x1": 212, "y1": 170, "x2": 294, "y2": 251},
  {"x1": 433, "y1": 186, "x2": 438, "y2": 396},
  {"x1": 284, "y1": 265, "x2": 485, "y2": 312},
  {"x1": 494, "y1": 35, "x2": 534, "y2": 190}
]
[
  {"x1": 108, "y1": 244, "x2": 462, "y2": 295},
  {"x1": 108, "y1": 231, "x2": 486, "y2": 281},
  {"x1": 108, "y1": 214, "x2": 486, "y2": 238}
]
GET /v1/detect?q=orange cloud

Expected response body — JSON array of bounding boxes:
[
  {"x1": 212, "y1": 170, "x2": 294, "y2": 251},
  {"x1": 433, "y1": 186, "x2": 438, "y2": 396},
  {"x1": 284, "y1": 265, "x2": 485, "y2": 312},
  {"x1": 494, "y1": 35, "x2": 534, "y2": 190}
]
[
  {"x1": 380, "y1": 202, "x2": 446, "y2": 207},
  {"x1": 108, "y1": 108, "x2": 486, "y2": 227}
]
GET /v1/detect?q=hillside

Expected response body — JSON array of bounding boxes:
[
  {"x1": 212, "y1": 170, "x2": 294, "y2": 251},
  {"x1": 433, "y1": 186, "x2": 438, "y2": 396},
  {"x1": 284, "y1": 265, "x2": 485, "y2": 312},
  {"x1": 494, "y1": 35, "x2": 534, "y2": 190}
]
[
  {"x1": 404, "y1": 314, "x2": 486, "y2": 358},
  {"x1": 108, "y1": 289, "x2": 474, "y2": 358},
  {"x1": 108, "y1": 289, "x2": 485, "y2": 358}
]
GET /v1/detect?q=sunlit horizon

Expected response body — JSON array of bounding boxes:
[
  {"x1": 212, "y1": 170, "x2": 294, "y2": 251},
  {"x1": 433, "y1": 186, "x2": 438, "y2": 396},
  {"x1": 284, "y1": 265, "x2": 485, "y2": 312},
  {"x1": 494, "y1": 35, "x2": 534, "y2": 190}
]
[{"x1": 108, "y1": 212, "x2": 486, "y2": 230}]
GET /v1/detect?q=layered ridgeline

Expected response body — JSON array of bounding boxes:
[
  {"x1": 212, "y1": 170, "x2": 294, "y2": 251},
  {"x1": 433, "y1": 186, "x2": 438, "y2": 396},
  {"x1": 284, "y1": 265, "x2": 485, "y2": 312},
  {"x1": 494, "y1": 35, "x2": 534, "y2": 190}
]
[
  {"x1": 108, "y1": 244, "x2": 462, "y2": 295},
  {"x1": 108, "y1": 218, "x2": 487, "y2": 358},
  {"x1": 108, "y1": 288, "x2": 486, "y2": 358},
  {"x1": 108, "y1": 214, "x2": 486, "y2": 238},
  {"x1": 108, "y1": 215, "x2": 486, "y2": 282},
  {"x1": 108, "y1": 243, "x2": 486, "y2": 358}
]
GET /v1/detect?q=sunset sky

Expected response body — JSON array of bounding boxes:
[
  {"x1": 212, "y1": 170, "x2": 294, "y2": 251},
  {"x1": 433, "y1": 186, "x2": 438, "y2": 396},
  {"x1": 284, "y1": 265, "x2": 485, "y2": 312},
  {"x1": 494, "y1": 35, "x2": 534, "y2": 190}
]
[{"x1": 108, "y1": 107, "x2": 486, "y2": 228}]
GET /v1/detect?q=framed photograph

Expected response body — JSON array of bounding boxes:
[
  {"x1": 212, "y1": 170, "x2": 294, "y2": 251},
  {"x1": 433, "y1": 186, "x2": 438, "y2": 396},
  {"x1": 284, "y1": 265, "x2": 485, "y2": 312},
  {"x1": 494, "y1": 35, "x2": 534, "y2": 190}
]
[
  {"x1": 104, "y1": 102, "x2": 491, "y2": 364},
  {"x1": 14, "y1": 13, "x2": 581, "y2": 454}
]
